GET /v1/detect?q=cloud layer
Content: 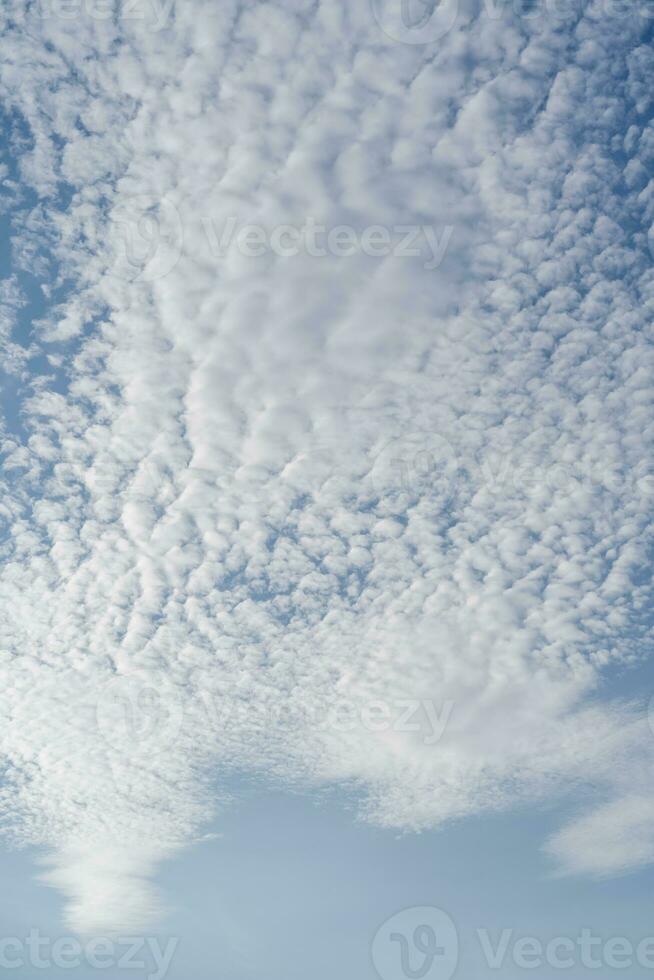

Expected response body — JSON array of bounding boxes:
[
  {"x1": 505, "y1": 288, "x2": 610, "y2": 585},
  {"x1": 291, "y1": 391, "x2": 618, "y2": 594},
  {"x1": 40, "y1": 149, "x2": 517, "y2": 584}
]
[{"x1": 1, "y1": 0, "x2": 654, "y2": 932}]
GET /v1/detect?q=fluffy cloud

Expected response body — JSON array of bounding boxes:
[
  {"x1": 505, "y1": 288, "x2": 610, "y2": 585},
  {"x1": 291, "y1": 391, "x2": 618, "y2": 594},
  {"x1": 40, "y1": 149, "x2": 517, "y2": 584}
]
[{"x1": 0, "y1": 0, "x2": 653, "y2": 933}]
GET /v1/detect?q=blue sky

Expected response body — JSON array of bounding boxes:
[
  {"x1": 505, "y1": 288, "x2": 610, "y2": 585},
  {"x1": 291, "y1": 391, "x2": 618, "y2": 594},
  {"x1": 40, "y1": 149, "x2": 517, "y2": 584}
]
[
  {"x1": 2, "y1": 772, "x2": 654, "y2": 978},
  {"x1": 1, "y1": 0, "x2": 654, "y2": 977}
]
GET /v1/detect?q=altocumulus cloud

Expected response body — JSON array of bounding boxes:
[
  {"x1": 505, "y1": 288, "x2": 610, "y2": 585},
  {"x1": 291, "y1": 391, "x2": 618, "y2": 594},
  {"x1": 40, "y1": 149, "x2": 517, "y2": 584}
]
[{"x1": 0, "y1": 0, "x2": 654, "y2": 934}]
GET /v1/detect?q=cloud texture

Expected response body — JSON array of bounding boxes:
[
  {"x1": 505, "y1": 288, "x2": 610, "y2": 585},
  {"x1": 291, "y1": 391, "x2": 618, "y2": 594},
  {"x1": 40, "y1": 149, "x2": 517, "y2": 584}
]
[{"x1": 1, "y1": 0, "x2": 654, "y2": 932}]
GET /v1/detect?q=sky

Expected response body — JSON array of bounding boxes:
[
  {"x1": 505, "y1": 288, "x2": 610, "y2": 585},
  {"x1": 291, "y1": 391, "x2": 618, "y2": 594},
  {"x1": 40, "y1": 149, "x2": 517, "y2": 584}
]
[{"x1": 1, "y1": 0, "x2": 654, "y2": 977}]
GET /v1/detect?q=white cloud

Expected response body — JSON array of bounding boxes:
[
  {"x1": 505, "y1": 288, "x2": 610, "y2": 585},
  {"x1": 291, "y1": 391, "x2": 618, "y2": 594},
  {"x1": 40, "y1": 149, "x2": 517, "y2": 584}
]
[
  {"x1": 546, "y1": 794, "x2": 654, "y2": 878},
  {"x1": 0, "y1": 0, "x2": 653, "y2": 933}
]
